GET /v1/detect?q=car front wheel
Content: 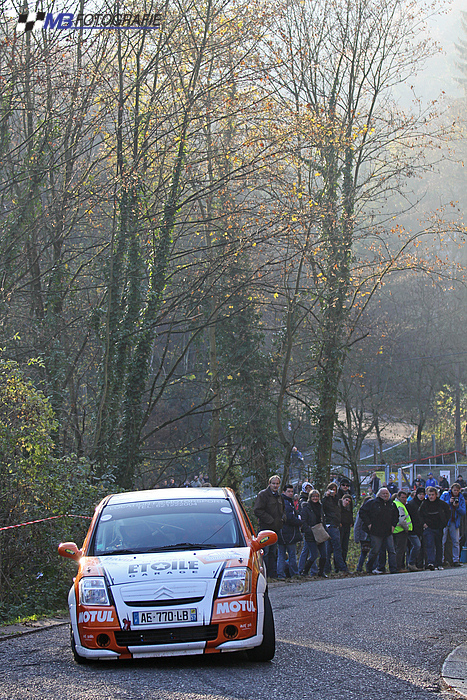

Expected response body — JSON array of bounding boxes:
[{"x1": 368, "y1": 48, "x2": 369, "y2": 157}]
[
  {"x1": 70, "y1": 625, "x2": 91, "y2": 665},
  {"x1": 246, "y1": 592, "x2": 275, "y2": 662}
]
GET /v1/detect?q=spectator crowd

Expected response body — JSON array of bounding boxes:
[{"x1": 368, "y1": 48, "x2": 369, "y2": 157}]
[{"x1": 253, "y1": 471, "x2": 467, "y2": 580}]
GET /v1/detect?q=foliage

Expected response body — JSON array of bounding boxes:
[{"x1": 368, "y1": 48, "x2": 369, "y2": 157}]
[
  {"x1": 0, "y1": 359, "x2": 56, "y2": 474},
  {"x1": 0, "y1": 0, "x2": 464, "y2": 503},
  {"x1": 0, "y1": 359, "x2": 117, "y2": 619},
  {"x1": 425, "y1": 384, "x2": 467, "y2": 456}
]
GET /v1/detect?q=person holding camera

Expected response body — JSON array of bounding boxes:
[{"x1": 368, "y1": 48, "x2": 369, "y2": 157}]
[
  {"x1": 441, "y1": 482, "x2": 466, "y2": 567},
  {"x1": 322, "y1": 482, "x2": 349, "y2": 574},
  {"x1": 277, "y1": 484, "x2": 302, "y2": 579}
]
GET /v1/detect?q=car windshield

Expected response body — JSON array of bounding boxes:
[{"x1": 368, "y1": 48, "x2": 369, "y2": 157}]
[{"x1": 90, "y1": 497, "x2": 245, "y2": 555}]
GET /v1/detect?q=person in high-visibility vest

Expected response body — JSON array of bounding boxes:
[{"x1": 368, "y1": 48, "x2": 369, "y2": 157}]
[{"x1": 393, "y1": 491, "x2": 412, "y2": 572}]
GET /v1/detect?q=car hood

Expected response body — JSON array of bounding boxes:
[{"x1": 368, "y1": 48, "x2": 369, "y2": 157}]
[{"x1": 83, "y1": 547, "x2": 252, "y2": 585}]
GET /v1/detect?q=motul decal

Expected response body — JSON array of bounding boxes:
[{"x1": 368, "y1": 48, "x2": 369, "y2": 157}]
[
  {"x1": 78, "y1": 610, "x2": 114, "y2": 623},
  {"x1": 216, "y1": 600, "x2": 255, "y2": 614}
]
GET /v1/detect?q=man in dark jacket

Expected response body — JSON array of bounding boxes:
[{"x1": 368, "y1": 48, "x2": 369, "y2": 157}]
[
  {"x1": 387, "y1": 476, "x2": 398, "y2": 495},
  {"x1": 322, "y1": 483, "x2": 349, "y2": 574},
  {"x1": 277, "y1": 484, "x2": 302, "y2": 578},
  {"x1": 359, "y1": 488, "x2": 399, "y2": 574},
  {"x1": 438, "y1": 475, "x2": 450, "y2": 492},
  {"x1": 339, "y1": 493, "x2": 354, "y2": 567},
  {"x1": 369, "y1": 472, "x2": 381, "y2": 496},
  {"x1": 254, "y1": 475, "x2": 285, "y2": 578},
  {"x1": 419, "y1": 486, "x2": 451, "y2": 570}
]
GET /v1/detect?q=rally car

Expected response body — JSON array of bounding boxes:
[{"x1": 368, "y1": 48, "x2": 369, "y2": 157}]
[{"x1": 58, "y1": 487, "x2": 277, "y2": 663}]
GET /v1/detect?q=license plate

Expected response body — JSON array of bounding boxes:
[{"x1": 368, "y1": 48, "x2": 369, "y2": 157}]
[{"x1": 132, "y1": 608, "x2": 197, "y2": 626}]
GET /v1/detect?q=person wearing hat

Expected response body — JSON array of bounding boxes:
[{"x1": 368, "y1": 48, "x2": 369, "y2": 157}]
[
  {"x1": 425, "y1": 473, "x2": 438, "y2": 488},
  {"x1": 338, "y1": 477, "x2": 354, "y2": 500},
  {"x1": 298, "y1": 481, "x2": 313, "y2": 514},
  {"x1": 412, "y1": 474, "x2": 425, "y2": 490}
]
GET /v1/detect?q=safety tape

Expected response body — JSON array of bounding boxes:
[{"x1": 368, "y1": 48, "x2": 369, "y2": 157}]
[{"x1": 0, "y1": 514, "x2": 92, "y2": 531}]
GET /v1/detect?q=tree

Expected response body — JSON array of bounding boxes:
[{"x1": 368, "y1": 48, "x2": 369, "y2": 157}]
[{"x1": 262, "y1": 0, "x2": 448, "y2": 489}]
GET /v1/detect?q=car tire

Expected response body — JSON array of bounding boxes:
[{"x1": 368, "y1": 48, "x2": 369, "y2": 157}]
[
  {"x1": 246, "y1": 592, "x2": 275, "y2": 662},
  {"x1": 70, "y1": 625, "x2": 90, "y2": 665}
]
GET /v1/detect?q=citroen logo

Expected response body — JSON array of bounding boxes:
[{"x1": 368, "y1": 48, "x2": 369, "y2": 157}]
[{"x1": 153, "y1": 586, "x2": 174, "y2": 599}]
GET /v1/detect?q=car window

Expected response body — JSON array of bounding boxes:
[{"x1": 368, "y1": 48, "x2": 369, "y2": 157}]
[
  {"x1": 90, "y1": 498, "x2": 245, "y2": 555},
  {"x1": 237, "y1": 498, "x2": 256, "y2": 536}
]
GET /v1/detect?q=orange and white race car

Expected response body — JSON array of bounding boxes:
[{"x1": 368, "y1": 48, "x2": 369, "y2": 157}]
[{"x1": 59, "y1": 487, "x2": 277, "y2": 663}]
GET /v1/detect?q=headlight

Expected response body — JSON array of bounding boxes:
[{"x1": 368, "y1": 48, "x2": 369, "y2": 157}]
[
  {"x1": 218, "y1": 568, "x2": 252, "y2": 597},
  {"x1": 79, "y1": 577, "x2": 110, "y2": 606}
]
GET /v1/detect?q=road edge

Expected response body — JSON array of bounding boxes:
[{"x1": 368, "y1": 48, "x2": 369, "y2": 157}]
[
  {"x1": 0, "y1": 617, "x2": 69, "y2": 641},
  {"x1": 442, "y1": 643, "x2": 467, "y2": 697}
]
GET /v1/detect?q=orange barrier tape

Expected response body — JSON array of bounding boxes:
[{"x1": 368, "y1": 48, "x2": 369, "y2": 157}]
[{"x1": 0, "y1": 514, "x2": 92, "y2": 531}]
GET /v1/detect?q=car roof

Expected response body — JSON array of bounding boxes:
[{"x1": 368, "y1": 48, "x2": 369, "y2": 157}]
[{"x1": 106, "y1": 487, "x2": 231, "y2": 506}]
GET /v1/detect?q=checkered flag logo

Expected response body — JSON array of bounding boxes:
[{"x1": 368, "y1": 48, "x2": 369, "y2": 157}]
[{"x1": 17, "y1": 11, "x2": 46, "y2": 32}]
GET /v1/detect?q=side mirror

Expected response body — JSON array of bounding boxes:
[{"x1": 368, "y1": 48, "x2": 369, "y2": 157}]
[
  {"x1": 58, "y1": 542, "x2": 82, "y2": 562},
  {"x1": 251, "y1": 530, "x2": 278, "y2": 553}
]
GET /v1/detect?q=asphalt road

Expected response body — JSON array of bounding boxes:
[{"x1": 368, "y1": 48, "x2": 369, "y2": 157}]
[{"x1": 1, "y1": 568, "x2": 466, "y2": 700}]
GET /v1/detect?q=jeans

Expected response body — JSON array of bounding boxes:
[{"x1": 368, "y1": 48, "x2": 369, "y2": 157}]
[
  {"x1": 443, "y1": 521, "x2": 460, "y2": 563},
  {"x1": 340, "y1": 524, "x2": 351, "y2": 565},
  {"x1": 423, "y1": 527, "x2": 443, "y2": 567},
  {"x1": 325, "y1": 525, "x2": 348, "y2": 573},
  {"x1": 299, "y1": 540, "x2": 327, "y2": 574},
  {"x1": 277, "y1": 543, "x2": 299, "y2": 578},
  {"x1": 394, "y1": 530, "x2": 408, "y2": 570},
  {"x1": 298, "y1": 541, "x2": 318, "y2": 575},
  {"x1": 407, "y1": 533, "x2": 421, "y2": 566},
  {"x1": 366, "y1": 534, "x2": 397, "y2": 573},
  {"x1": 263, "y1": 542, "x2": 278, "y2": 578},
  {"x1": 376, "y1": 540, "x2": 388, "y2": 571}
]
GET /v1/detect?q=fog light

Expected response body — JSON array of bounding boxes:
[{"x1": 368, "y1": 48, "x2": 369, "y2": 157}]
[
  {"x1": 223, "y1": 625, "x2": 238, "y2": 639},
  {"x1": 96, "y1": 633, "x2": 111, "y2": 647}
]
